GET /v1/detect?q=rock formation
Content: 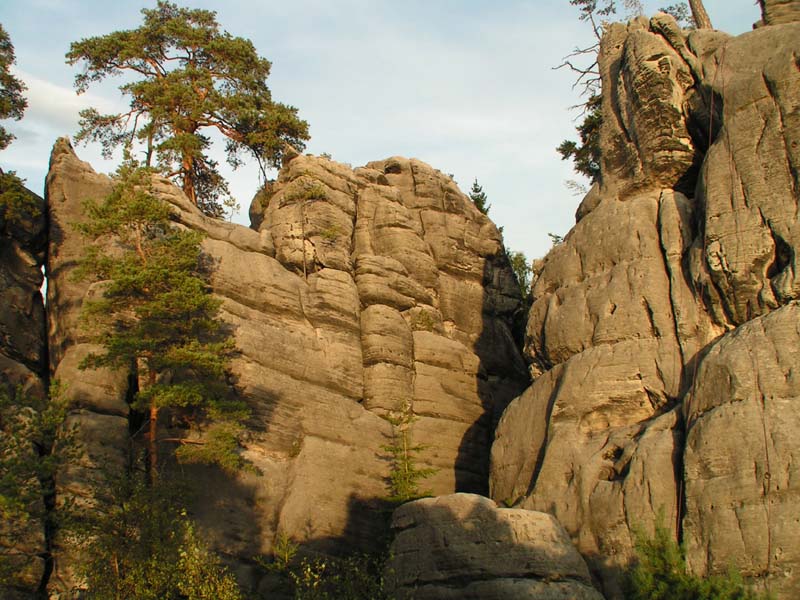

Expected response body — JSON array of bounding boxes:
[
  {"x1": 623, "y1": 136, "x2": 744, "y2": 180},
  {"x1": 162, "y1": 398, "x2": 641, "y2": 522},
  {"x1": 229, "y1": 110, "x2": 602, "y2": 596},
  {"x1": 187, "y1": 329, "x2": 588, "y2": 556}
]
[
  {"x1": 42, "y1": 140, "x2": 528, "y2": 594},
  {"x1": 386, "y1": 493, "x2": 604, "y2": 599},
  {"x1": 0, "y1": 177, "x2": 47, "y2": 597},
  {"x1": 0, "y1": 176, "x2": 46, "y2": 395},
  {"x1": 491, "y1": 9, "x2": 800, "y2": 599},
  {"x1": 3, "y1": 3, "x2": 800, "y2": 599}
]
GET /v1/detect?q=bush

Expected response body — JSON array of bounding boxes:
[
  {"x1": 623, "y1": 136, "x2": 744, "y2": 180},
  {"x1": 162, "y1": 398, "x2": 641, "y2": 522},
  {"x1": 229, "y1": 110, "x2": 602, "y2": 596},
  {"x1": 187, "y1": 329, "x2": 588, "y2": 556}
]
[
  {"x1": 626, "y1": 520, "x2": 772, "y2": 600},
  {"x1": 290, "y1": 553, "x2": 391, "y2": 600},
  {"x1": 77, "y1": 473, "x2": 242, "y2": 600}
]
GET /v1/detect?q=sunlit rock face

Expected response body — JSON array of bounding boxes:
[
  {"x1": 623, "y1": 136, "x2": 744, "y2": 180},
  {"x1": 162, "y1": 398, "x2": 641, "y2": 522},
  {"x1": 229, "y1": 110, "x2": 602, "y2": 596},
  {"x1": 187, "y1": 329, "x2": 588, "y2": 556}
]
[
  {"x1": 761, "y1": 0, "x2": 800, "y2": 25},
  {"x1": 44, "y1": 139, "x2": 528, "y2": 594},
  {"x1": 491, "y1": 13, "x2": 800, "y2": 599}
]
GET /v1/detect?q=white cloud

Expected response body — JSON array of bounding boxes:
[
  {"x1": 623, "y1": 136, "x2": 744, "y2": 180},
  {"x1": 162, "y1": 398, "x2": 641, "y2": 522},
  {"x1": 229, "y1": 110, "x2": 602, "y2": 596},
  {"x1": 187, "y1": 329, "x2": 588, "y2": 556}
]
[{"x1": 13, "y1": 68, "x2": 122, "y2": 135}]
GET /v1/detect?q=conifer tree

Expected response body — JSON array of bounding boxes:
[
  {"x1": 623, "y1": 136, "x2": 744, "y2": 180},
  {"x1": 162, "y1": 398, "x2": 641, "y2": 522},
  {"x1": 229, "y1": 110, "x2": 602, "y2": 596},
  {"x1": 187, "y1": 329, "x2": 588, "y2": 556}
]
[
  {"x1": 66, "y1": 1, "x2": 310, "y2": 217},
  {"x1": 468, "y1": 179, "x2": 491, "y2": 215},
  {"x1": 0, "y1": 24, "x2": 38, "y2": 227},
  {"x1": 75, "y1": 160, "x2": 245, "y2": 480},
  {"x1": 0, "y1": 24, "x2": 26, "y2": 152},
  {"x1": 382, "y1": 408, "x2": 437, "y2": 505}
]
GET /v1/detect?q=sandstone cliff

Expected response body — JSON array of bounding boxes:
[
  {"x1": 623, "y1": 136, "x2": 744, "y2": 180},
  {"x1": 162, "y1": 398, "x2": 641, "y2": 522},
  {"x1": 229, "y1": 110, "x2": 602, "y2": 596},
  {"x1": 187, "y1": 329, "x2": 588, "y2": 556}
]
[
  {"x1": 0, "y1": 176, "x2": 48, "y2": 597},
  {"x1": 42, "y1": 140, "x2": 529, "y2": 594},
  {"x1": 3, "y1": 3, "x2": 799, "y2": 599},
  {"x1": 490, "y1": 9, "x2": 800, "y2": 599}
]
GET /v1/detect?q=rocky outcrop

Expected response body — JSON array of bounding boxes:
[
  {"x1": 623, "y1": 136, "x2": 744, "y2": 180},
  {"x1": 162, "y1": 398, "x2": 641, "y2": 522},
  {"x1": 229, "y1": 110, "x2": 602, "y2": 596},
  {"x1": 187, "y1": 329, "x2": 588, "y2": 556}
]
[
  {"x1": 0, "y1": 178, "x2": 47, "y2": 598},
  {"x1": 0, "y1": 176, "x2": 46, "y2": 395},
  {"x1": 761, "y1": 0, "x2": 800, "y2": 25},
  {"x1": 491, "y1": 13, "x2": 800, "y2": 599},
  {"x1": 683, "y1": 302, "x2": 800, "y2": 599},
  {"x1": 385, "y1": 494, "x2": 604, "y2": 600},
  {"x1": 43, "y1": 140, "x2": 528, "y2": 592}
]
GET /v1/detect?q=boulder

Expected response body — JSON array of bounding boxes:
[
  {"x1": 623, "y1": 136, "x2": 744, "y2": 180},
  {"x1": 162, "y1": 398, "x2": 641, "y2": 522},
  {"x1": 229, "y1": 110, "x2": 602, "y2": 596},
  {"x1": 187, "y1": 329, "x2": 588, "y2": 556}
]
[{"x1": 385, "y1": 493, "x2": 605, "y2": 600}]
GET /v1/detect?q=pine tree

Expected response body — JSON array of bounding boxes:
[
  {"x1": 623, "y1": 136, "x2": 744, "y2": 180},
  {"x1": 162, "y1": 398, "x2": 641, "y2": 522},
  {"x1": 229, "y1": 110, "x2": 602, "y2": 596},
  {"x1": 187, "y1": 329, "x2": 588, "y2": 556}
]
[
  {"x1": 382, "y1": 408, "x2": 437, "y2": 505},
  {"x1": 0, "y1": 25, "x2": 38, "y2": 227},
  {"x1": 66, "y1": 1, "x2": 310, "y2": 217},
  {"x1": 506, "y1": 248, "x2": 532, "y2": 302},
  {"x1": 75, "y1": 159, "x2": 245, "y2": 480},
  {"x1": 468, "y1": 179, "x2": 491, "y2": 215},
  {"x1": 0, "y1": 24, "x2": 27, "y2": 151}
]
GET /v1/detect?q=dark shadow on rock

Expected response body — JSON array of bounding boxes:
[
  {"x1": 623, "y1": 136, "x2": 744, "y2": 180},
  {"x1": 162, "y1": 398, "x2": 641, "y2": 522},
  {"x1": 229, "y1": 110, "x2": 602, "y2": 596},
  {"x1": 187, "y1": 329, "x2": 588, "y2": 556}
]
[
  {"x1": 455, "y1": 255, "x2": 529, "y2": 494},
  {"x1": 386, "y1": 494, "x2": 605, "y2": 599}
]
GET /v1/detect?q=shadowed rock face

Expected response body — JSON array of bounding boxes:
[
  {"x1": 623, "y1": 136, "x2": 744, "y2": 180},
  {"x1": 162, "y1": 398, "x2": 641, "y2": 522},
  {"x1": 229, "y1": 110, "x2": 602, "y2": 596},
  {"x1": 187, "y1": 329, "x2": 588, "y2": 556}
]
[
  {"x1": 491, "y1": 13, "x2": 800, "y2": 599},
  {"x1": 386, "y1": 494, "x2": 605, "y2": 600},
  {"x1": 43, "y1": 140, "x2": 529, "y2": 593},
  {"x1": 0, "y1": 176, "x2": 47, "y2": 598},
  {"x1": 0, "y1": 177, "x2": 46, "y2": 394}
]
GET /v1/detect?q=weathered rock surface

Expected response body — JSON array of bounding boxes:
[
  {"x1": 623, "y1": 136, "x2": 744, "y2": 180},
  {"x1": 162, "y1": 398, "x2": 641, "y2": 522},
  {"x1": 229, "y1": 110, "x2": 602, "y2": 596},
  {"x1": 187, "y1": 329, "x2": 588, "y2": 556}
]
[
  {"x1": 386, "y1": 493, "x2": 605, "y2": 600},
  {"x1": 43, "y1": 140, "x2": 528, "y2": 592},
  {"x1": 683, "y1": 302, "x2": 800, "y2": 598},
  {"x1": 491, "y1": 13, "x2": 800, "y2": 599},
  {"x1": 0, "y1": 177, "x2": 47, "y2": 599},
  {"x1": 0, "y1": 176, "x2": 46, "y2": 394},
  {"x1": 761, "y1": 0, "x2": 800, "y2": 25}
]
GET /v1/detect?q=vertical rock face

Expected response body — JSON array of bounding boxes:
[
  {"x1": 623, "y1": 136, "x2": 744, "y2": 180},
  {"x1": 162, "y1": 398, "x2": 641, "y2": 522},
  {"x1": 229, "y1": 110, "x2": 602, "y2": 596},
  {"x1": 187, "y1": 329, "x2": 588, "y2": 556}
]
[
  {"x1": 0, "y1": 177, "x2": 47, "y2": 598},
  {"x1": 0, "y1": 177, "x2": 46, "y2": 394},
  {"x1": 43, "y1": 141, "x2": 528, "y2": 592},
  {"x1": 761, "y1": 0, "x2": 800, "y2": 25},
  {"x1": 683, "y1": 303, "x2": 800, "y2": 599},
  {"x1": 491, "y1": 15, "x2": 800, "y2": 599}
]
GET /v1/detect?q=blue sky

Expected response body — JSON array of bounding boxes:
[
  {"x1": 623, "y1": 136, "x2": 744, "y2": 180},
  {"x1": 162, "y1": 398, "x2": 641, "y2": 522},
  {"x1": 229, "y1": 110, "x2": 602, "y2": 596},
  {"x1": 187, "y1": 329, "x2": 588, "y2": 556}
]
[{"x1": 1, "y1": 0, "x2": 760, "y2": 259}]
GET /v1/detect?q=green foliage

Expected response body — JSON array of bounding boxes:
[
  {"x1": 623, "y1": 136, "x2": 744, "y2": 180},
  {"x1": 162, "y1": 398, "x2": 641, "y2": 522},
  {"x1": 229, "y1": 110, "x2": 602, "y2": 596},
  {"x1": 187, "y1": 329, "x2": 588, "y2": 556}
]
[
  {"x1": 75, "y1": 160, "x2": 244, "y2": 476},
  {"x1": 557, "y1": 93, "x2": 602, "y2": 182},
  {"x1": 660, "y1": 3, "x2": 696, "y2": 27},
  {"x1": 468, "y1": 179, "x2": 490, "y2": 215},
  {"x1": 410, "y1": 310, "x2": 437, "y2": 332},
  {"x1": 548, "y1": 232, "x2": 564, "y2": 246},
  {"x1": 290, "y1": 554, "x2": 391, "y2": 600},
  {"x1": 286, "y1": 181, "x2": 328, "y2": 203},
  {"x1": 78, "y1": 473, "x2": 242, "y2": 600},
  {"x1": 382, "y1": 408, "x2": 437, "y2": 506},
  {"x1": 66, "y1": 1, "x2": 310, "y2": 216},
  {"x1": 506, "y1": 247, "x2": 532, "y2": 302},
  {"x1": 318, "y1": 225, "x2": 340, "y2": 242},
  {"x1": 0, "y1": 170, "x2": 39, "y2": 229},
  {"x1": 0, "y1": 24, "x2": 27, "y2": 151},
  {"x1": 255, "y1": 534, "x2": 390, "y2": 599},
  {"x1": 0, "y1": 382, "x2": 74, "y2": 587},
  {"x1": 626, "y1": 520, "x2": 772, "y2": 600}
]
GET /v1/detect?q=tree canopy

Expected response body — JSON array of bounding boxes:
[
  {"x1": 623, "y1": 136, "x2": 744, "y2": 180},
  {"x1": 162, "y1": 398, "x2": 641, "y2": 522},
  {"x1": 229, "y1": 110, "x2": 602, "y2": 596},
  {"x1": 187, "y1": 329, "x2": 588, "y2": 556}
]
[
  {"x1": 468, "y1": 179, "x2": 491, "y2": 215},
  {"x1": 75, "y1": 160, "x2": 246, "y2": 479},
  {"x1": 66, "y1": 1, "x2": 310, "y2": 217},
  {"x1": 0, "y1": 24, "x2": 27, "y2": 152}
]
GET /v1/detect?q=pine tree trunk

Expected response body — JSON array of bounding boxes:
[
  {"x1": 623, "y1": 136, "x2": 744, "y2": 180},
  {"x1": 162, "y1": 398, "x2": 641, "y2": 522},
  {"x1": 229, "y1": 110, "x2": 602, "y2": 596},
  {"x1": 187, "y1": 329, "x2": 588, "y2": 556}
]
[
  {"x1": 148, "y1": 368, "x2": 158, "y2": 483},
  {"x1": 182, "y1": 154, "x2": 196, "y2": 206},
  {"x1": 149, "y1": 403, "x2": 159, "y2": 482},
  {"x1": 689, "y1": 0, "x2": 713, "y2": 28}
]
